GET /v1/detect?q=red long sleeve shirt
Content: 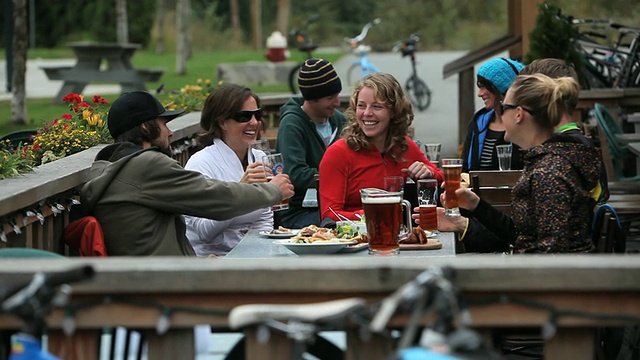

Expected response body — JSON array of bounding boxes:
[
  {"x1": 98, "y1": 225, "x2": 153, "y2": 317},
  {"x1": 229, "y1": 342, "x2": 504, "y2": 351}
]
[{"x1": 319, "y1": 137, "x2": 444, "y2": 221}]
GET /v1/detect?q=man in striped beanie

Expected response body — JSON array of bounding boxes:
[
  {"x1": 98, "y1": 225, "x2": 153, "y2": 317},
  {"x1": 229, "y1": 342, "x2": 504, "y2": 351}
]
[{"x1": 276, "y1": 58, "x2": 347, "y2": 228}]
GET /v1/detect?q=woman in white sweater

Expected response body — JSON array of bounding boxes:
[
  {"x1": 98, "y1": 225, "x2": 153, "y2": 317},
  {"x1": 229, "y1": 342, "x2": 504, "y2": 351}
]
[{"x1": 184, "y1": 84, "x2": 273, "y2": 256}]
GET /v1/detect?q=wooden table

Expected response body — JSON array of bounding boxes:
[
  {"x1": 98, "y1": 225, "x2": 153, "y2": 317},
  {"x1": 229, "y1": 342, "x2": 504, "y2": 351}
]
[
  {"x1": 41, "y1": 42, "x2": 164, "y2": 104},
  {"x1": 225, "y1": 230, "x2": 456, "y2": 258}
]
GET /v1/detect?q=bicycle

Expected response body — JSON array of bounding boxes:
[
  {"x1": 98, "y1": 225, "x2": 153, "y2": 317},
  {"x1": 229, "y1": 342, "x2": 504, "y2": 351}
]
[
  {"x1": 287, "y1": 14, "x2": 320, "y2": 94},
  {"x1": 1, "y1": 265, "x2": 95, "y2": 360},
  {"x1": 393, "y1": 33, "x2": 433, "y2": 112},
  {"x1": 228, "y1": 266, "x2": 499, "y2": 359},
  {"x1": 344, "y1": 18, "x2": 382, "y2": 87}
]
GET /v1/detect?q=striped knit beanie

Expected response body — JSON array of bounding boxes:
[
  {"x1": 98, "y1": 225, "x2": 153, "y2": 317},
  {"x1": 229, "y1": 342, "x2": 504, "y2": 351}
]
[
  {"x1": 477, "y1": 58, "x2": 525, "y2": 95},
  {"x1": 298, "y1": 58, "x2": 342, "y2": 100}
]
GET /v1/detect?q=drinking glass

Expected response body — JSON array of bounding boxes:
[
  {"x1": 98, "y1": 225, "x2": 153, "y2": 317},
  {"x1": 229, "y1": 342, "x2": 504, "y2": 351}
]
[
  {"x1": 417, "y1": 179, "x2": 438, "y2": 234},
  {"x1": 424, "y1": 143, "x2": 442, "y2": 167},
  {"x1": 383, "y1": 176, "x2": 405, "y2": 192},
  {"x1": 250, "y1": 139, "x2": 271, "y2": 157},
  {"x1": 262, "y1": 153, "x2": 289, "y2": 211},
  {"x1": 496, "y1": 144, "x2": 512, "y2": 171},
  {"x1": 441, "y1": 158, "x2": 463, "y2": 217},
  {"x1": 360, "y1": 188, "x2": 412, "y2": 256}
]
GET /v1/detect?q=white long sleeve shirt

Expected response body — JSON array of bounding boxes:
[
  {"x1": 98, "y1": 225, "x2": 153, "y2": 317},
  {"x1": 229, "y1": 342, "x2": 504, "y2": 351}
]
[{"x1": 184, "y1": 139, "x2": 273, "y2": 256}]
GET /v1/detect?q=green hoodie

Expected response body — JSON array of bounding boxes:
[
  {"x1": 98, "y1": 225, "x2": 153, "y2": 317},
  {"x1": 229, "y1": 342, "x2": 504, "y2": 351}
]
[{"x1": 276, "y1": 97, "x2": 347, "y2": 227}]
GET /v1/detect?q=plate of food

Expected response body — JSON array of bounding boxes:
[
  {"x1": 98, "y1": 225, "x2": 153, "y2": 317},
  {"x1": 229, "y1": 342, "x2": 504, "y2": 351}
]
[
  {"x1": 339, "y1": 242, "x2": 369, "y2": 253},
  {"x1": 259, "y1": 226, "x2": 299, "y2": 239},
  {"x1": 273, "y1": 225, "x2": 362, "y2": 255}
]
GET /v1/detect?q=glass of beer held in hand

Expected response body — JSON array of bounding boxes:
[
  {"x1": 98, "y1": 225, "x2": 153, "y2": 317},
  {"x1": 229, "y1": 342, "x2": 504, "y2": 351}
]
[
  {"x1": 441, "y1": 158, "x2": 463, "y2": 217},
  {"x1": 360, "y1": 188, "x2": 412, "y2": 256},
  {"x1": 417, "y1": 179, "x2": 438, "y2": 234},
  {"x1": 263, "y1": 153, "x2": 289, "y2": 211}
]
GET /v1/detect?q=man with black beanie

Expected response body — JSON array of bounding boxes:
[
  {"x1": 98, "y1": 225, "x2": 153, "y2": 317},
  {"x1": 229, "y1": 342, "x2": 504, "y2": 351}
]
[
  {"x1": 276, "y1": 58, "x2": 347, "y2": 228},
  {"x1": 80, "y1": 91, "x2": 294, "y2": 256}
]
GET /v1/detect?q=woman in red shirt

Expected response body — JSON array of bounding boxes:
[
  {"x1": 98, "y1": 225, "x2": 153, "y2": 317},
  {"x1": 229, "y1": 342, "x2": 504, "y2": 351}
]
[{"x1": 319, "y1": 72, "x2": 443, "y2": 221}]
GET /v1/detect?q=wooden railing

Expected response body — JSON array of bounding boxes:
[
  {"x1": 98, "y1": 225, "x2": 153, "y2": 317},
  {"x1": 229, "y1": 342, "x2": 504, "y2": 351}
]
[
  {"x1": 0, "y1": 256, "x2": 638, "y2": 359},
  {"x1": 0, "y1": 94, "x2": 350, "y2": 254}
]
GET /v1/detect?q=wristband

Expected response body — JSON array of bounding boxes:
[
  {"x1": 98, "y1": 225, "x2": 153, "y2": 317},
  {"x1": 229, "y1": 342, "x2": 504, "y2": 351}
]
[{"x1": 459, "y1": 217, "x2": 470, "y2": 241}]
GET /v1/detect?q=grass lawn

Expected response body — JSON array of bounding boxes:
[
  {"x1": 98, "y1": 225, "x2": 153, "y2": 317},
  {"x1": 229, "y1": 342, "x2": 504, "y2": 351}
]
[{"x1": 0, "y1": 49, "x2": 342, "y2": 137}]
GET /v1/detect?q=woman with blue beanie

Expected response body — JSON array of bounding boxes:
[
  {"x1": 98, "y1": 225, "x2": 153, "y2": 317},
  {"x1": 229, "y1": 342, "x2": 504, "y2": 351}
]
[{"x1": 461, "y1": 57, "x2": 525, "y2": 172}]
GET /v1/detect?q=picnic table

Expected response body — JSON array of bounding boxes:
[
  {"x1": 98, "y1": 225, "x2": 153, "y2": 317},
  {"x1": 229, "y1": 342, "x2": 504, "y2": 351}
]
[{"x1": 41, "y1": 42, "x2": 164, "y2": 104}]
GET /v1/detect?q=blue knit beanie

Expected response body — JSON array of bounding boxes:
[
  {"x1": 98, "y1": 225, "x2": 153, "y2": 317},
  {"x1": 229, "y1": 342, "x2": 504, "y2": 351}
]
[
  {"x1": 298, "y1": 58, "x2": 342, "y2": 100},
  {"x1": 477, "y1": 58, "x2": 525, "y2": 95}
]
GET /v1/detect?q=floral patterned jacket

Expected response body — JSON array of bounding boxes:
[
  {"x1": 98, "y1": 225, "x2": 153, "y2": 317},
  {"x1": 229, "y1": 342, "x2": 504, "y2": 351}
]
[{"x1": 470, "y1": 133, "x2": 600, "y2": 253}]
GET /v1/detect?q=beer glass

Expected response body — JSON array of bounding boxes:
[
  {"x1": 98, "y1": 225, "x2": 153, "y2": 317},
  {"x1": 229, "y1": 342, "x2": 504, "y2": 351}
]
[
  {"x1": 496, "y1": 144, "x2": 512, "y2": 171},
  {"x1": 417, "y1": 179, "x2": 438, "y2": 234},
  {"x1": 441, "y1": 158, "x2": 463, "y2": 217},
  {"x1": 250, "y1": 139, "x2": 271, "y2": 155},
  {"x1": 360, "y1": 188, "x2": 412, "y2": 256},
  {"x1": 424, "y1": 143, "x2": 441, "y2": 167},
  {"x1": 262, "y1": 153, "x2": 289, "y2": 211},
  {"x1": 383, "y1": 176, "x2": 405, "y2": 192}
]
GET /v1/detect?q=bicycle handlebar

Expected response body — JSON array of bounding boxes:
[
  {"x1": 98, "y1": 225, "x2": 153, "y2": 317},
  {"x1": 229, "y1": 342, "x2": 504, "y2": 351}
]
[
  {"x1": 370, "y1": 266, "x2": 455, "y2": 332},
  {"x1": 344, "y1": 18, "x2": 382, "y2": 45},
  {"x1": 2, "y1": 265, "x2": 95, "y2": 313}
]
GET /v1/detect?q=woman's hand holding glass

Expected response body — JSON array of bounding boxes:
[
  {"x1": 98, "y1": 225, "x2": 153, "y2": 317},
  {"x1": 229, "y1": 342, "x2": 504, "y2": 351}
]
[
  {"x1": 241, "y1": 162, "x2": 268, "y2": 183},
  {"x1": 439, "y1": 184, "x2": 481, "y2": 212},
  {"x1": 402, "y1": 161, "x2": 434, "y2": 180},
  {"x1": 411, "y1": 207, "x2": 467, "y2": 233}
]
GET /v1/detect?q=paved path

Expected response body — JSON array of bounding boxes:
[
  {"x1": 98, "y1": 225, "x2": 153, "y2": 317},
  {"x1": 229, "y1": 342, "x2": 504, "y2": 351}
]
[{"x1": 1, "y1": 51, "x2": 503, "y2": 157}]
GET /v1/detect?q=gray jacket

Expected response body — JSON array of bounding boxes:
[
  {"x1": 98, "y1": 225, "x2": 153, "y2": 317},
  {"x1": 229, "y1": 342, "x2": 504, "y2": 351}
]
[{"x1": 80, "y1": 143, "x2": 282, "y2": 256}]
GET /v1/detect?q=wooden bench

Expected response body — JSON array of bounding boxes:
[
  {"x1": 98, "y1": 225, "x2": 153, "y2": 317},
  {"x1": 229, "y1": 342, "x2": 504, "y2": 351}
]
[{"x1": 469, "y1": 170, "x2": 523, "y2": 215}]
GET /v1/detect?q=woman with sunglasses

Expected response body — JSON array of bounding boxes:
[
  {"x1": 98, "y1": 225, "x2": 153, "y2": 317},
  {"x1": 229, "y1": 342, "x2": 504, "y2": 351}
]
[
  {"x1": 443, "y1": 74, "x2": 600, "y2": 253},
  {"x1": 183, "y1": 84, "x2": 273, "y2": 256}
]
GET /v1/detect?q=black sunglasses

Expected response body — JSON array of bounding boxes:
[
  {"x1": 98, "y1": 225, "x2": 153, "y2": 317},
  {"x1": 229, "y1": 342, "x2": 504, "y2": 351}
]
[
  {"x1": 234, "y1": 108, "x2": 262, "y2": 123},
  {"x1": 500, "y1": 102, "x2": 534, "y2": 115}
]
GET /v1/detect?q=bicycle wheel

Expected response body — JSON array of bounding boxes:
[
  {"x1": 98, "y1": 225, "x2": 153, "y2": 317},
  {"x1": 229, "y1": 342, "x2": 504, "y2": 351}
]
[
  {"x1": 405, "y1": 76, "x2": 432, "y2": 111},
  {"x1": 347, "y1": 64, "x2": 362, "y2": 88},
  {"x1": 224, "y1": 334, "x2": 344, "y2": 360},
  {"x1": 289, "y1": 63, "x2": 303, "y2": 94}
]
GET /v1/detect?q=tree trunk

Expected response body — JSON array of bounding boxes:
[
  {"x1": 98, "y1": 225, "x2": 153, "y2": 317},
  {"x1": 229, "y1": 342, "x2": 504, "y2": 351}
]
[
  {"x1": 275, "y1": 0, "x2": 289, "y2": 35},
  {"x1": 11, "y1": 0, "x2": 27, "y2": 125},
  {"x1": 175, "y1": 0, "x2": 190, "y2": 74},
  {"x1": 155, "y1": 0, "x2": 165, "y2": 54},
  {"x1": 230, "y1": 0, "x2": 241, "y2": 46},
  {"x1": 250, "y1": 0, "x2": 262, "y2": 51},
  {"x1": 116, "y1": 0, "x2": 129, "y2": 44}
]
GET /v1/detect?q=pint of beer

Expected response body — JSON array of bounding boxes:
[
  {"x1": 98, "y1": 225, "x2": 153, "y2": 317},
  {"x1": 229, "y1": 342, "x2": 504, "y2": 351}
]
[
  {"x1": 263, "y1": 153, "x2": 289, "y2": 211},
  {"x1": 441, "y1": 158, "x2": 463, "y2": 217},
  {"x1": 417, "y1": 179, "x2": 438, "y2": 233},
  {"x1": 360, "y1": 188, "x2": 411, "y2": 255}
]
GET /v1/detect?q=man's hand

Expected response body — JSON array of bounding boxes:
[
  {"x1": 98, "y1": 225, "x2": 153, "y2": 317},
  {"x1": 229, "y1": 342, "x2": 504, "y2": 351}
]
[
  {"x1": 270, "y1": 174, "x2": 295, "y2": 200},
  {"x1": 240, "y1": 162, "x2": 268, "y2": 183}
]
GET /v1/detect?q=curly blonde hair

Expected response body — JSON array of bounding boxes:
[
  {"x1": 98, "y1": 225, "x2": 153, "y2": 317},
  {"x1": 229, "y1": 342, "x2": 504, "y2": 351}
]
[{"x1": 342, "y1": 73, "x2": 414, "y2": 162}]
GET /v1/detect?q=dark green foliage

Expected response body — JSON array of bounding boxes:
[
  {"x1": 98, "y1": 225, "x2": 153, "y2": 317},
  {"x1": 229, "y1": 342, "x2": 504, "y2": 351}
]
[
  {"x1": 85, "y1": 0, "x2": 157, "y2": 46},
  {"x1": 526, "y1": 1, "x2": 586, "y2": 78}
]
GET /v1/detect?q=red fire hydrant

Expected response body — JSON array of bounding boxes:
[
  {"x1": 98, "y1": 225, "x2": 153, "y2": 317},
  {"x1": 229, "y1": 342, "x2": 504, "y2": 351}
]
[{"x1": 265, "y1": 31, "x2": 288, "y2": 62}]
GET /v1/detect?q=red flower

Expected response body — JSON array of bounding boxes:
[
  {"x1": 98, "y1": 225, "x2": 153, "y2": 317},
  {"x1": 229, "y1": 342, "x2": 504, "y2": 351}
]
[
  {"x1": 62, "y1": 93, "x2": 83, "y2": 104},
  {"x1": 32, "y1": 144, "x2": 40, "y2": 151},
  {"x1": 61, "y1": 114, "x2": 72, "y2": 120},
  {"x1": 92, "y1": 95, "x2": 109, "y2": 104},
  {"x1": 51, "y1": 119, "x2": 59, "y2": 126}
]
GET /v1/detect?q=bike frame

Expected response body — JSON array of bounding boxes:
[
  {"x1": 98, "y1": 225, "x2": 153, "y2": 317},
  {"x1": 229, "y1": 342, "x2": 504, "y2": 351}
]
[{"x1": 352, "y1": 49, "x2": 380, "y2": 79}]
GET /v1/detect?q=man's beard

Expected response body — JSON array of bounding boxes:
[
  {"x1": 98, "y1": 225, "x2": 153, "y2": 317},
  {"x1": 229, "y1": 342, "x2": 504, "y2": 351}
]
[{"x1": 151, "y1": 139, "x2": 173, "y2": 157}]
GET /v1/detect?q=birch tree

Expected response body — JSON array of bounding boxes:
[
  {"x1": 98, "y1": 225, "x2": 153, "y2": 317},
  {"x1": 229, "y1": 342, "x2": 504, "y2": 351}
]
[
  {"x1": 230, "y1": 0, "x2": 241, "y2": 46},
  {"x1": 116, "y1": 0, "x2": 129, "y2": 44},
  {"x1": 250, "y1": 0, "x2": 262, "y2": 50},
  {"x1": 11, "y1": 0, "x2": 27, "y2": 125},
  {"x1": 176, "y1": 0, "x2": 190, "y2": 74},
  {"x1": 155, "y1": 0, "x2": 166, "y2": 54}
]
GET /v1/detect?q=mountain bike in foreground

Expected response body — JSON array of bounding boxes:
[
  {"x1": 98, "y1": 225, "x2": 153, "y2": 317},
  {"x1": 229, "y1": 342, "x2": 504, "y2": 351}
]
[
  {"x1": 394, "y1": 33, "x2": 432, "y2": 111},
  {"x1": 288, "y1": 14, "x2": 320, "y2": 94},
  {"x1": 344, "y1": 18, "x2": 382, "y2": 87},
  {"x1": 229, "y1": 266, "x2": 499, "y2": 359},
  {"x1": 1, "y1": 265, "x2": 95, "y2": 360}
]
